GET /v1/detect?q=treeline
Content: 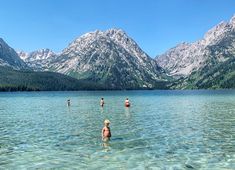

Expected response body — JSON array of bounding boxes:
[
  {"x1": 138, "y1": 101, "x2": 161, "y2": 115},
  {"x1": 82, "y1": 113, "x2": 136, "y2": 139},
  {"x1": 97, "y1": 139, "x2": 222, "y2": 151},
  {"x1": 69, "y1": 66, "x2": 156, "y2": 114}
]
[
  {"x1": 0, "y1": 66, "x2": 169, "y2": 91},
  {"x1": 1, "y1": 60, "x2": 234, "y2": 91},
  {"x1": 0, "y1": 85, "x2": 39, "y2": 91},
  {"x1": 0, "y1": 66, "x2": 97, "y2": 91}
]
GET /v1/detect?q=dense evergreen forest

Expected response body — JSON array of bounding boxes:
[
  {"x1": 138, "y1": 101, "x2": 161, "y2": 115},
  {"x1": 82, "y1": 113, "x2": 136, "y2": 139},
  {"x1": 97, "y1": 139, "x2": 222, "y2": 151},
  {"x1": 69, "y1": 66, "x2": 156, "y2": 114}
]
[
  {"x1": 0, "y1": 66, "x2": 170, "y2": 91},
  {"x1": 0, "y1": 66, "x2": 103, "y2": 91}
]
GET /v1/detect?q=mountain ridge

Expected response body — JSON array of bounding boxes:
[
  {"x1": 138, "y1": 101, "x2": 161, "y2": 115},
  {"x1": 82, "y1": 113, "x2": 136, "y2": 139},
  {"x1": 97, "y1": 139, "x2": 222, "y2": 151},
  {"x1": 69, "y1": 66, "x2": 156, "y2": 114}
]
[
  {"x1": 19, "y1": 28, "x2": 169, "y2": 89},
  {"x1": 18, "y1": 49, "x2": 57, "y2": 71},
  {"x1": 5, "y1": 15, "x2": 235, "y2": 90},
  {"x1": 0, "y1": 38, "x2": 28, "y2": 70},
  {"x1": 156, "y1": 14, "x2": 235, "y2": 78},
  {"x1": 156, "y1": 15, "x2": 235, "y2": 89}
]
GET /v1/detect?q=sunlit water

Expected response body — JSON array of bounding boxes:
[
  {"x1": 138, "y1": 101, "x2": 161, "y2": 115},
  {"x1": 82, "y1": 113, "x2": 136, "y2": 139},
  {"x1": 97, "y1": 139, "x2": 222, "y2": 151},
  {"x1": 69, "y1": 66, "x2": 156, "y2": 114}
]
[{"x1": 0, "y1": 90, "x2": 235, "y2": 169}]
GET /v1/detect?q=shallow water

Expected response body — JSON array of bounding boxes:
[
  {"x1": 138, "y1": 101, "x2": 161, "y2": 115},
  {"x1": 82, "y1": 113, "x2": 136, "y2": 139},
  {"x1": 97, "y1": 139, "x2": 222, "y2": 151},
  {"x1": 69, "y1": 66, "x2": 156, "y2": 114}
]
[{"x1": 0, "y1": 90, "x2": 235, "y2": 169}]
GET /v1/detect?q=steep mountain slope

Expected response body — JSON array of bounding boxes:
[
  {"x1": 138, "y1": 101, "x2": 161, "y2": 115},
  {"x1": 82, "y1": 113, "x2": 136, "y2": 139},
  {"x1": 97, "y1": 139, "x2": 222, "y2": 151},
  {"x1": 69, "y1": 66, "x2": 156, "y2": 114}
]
[
  {"x1": 48, "y1": 29, "x2": 168, "y2": 89},
  {"x1": 177, "y1": 58, "x2": 235, "y2": 89},
  {"x1": 18, "y1": 49, "x2": 57, "y2": 71},
  {"x1": 0, "y1": 39, "x2": 99, "y2": 91},
  {"x1": 171, "y1": 30, "x2": 235, "y2": 89},
  {"x1": 156, "y1": 15, "x2": 235, "y2": 89},
  {"x1": 0, "y1": 38, "x2": 27, "y2": 69},
  {"x1": 156, "y1": 15, "x2": 235, "y2": 78}
]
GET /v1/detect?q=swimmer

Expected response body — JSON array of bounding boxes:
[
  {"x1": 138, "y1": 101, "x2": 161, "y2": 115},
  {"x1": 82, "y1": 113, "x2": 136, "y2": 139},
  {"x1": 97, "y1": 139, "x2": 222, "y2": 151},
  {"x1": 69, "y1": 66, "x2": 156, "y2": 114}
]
[
  {"x1": 100, "y1": 97, "x2": 105, "y2": 107},
  {"x1": 102, "y1": 119, "x2": 111, "y2": 141},
  {"x1": 125, "y1": 98, "x2": 130, "y2": 107},
  {"x1": 67, "y1": 99, "x2": 71, "y2": 107}
]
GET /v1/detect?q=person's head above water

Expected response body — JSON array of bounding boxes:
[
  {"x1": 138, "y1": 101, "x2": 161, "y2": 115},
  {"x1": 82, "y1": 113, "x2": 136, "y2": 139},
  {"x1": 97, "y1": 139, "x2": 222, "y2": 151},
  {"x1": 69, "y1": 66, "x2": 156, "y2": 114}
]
[
  {"x1": 126, "y1": 98, "x2": 128, "y2": 100},
  {"x1": 104, "y1": 119, "x2": 110, "y2": 126},
  {"x1": 101, "y1": 98, "x2": 104, "y2": 100}
]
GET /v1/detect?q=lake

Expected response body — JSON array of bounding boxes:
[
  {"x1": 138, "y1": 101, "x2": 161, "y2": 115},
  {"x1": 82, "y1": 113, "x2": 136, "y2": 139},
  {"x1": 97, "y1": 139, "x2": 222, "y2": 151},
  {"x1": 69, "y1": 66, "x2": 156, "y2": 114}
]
[{"x1": 0, "y1": 90, "x2": 235, "y2": 169}]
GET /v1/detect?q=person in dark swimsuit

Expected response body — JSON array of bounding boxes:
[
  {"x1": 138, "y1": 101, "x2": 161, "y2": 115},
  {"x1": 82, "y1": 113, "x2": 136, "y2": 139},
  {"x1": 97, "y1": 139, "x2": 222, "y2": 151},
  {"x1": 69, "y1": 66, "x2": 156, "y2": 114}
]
[
  {"x1": 100, "y1": 98, "x2": 105, "y2": 107},
  {"x1": 67, "y1": 99, "x2": 71, "y2": 107}
]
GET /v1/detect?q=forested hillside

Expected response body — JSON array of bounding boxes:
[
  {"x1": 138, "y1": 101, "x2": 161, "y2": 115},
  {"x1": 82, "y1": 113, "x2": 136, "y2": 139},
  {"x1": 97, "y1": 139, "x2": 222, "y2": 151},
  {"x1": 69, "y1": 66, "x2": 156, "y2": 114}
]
[{"x1": 0, "y1": 66, "x2": 100, "y2": 91}]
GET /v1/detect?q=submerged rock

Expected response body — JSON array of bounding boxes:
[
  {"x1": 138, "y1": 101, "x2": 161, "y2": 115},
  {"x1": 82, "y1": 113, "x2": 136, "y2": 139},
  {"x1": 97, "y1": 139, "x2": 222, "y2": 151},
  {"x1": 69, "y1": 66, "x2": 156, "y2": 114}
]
[
  {"x1": 185, "y1": 162, "x2": 194, "y2": 169},
  {"x1": 185, "y1": 159, "x2": 201, "y2": 169}
]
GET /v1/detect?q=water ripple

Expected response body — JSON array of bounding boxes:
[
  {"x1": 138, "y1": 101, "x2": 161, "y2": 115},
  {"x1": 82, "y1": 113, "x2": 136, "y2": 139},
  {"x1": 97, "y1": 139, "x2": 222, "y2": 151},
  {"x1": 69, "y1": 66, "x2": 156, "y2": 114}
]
[{"x1": 0, "y1": 90, "x2": 235, "y2": 169}]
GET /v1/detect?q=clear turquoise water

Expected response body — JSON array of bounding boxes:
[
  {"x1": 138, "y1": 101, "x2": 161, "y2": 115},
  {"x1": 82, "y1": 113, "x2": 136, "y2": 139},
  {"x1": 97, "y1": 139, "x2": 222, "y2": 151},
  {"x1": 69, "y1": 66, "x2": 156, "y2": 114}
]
[{"x1": 0, "y1": 90, "x2": 235, "y2": 169}]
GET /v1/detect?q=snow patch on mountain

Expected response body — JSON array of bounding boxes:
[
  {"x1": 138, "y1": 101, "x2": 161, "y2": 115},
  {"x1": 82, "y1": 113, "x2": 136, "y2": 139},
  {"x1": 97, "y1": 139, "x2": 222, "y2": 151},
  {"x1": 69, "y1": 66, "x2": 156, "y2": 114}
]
[{"x1": 18, "y1": 49, "x2": 57, "y2": 71}]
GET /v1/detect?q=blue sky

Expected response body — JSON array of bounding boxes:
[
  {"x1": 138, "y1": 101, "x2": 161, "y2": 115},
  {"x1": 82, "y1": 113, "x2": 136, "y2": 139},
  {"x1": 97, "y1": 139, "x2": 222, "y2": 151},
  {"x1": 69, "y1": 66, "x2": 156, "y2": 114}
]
[{"x1": 0, "y1": 0, "x2": 235, "y2": 57}]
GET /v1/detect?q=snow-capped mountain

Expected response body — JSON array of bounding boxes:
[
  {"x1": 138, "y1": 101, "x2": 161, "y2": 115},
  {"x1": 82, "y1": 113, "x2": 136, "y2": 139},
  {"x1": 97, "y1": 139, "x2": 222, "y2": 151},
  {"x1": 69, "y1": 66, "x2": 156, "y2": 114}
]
[
  {"x1": 156, "y1": 15, "x2": 235, "y2": 77},
  {"x1": 49, "y1": 29, "x2": 168, "y2": 89},
  {"x1": 18, "y1": 49, "x2": 57, "y2": 71},
  {"x1": 0, "y1": 38, "x2": 27, "y2": 69}
]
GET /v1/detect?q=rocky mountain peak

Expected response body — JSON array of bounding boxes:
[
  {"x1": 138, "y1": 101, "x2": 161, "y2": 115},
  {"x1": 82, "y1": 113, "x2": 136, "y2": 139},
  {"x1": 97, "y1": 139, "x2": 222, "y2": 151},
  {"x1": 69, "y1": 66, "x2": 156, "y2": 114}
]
[
  {"x1": 202, "y1": 15, "x2": 235, "y2": 46},
  {"x1": 66, "y1": 28, "x2": 127, "y2": 51},
  {"x1": 17, "y1": 51, "x2": 28, "y2": 60},
  {"x1": 17, "y1": 48, "x2": 57, "y2": 71},
  {"x1": 63, "y1": 28, "x2": 149, "y2": 62},
  {"x1": 229, "y1": 14, "x2": 235, "y2": 26},
  {"x1": 0, "y1": 38, "x2": 27, "y2": 69},
  {"x1": 30, "y1": 49, "x2": 56, "y2": 60},
  {"x1": 202, "y1": 21, "x2": 232, "y2": 46},
  {"x1": 105, "y1": 28, "x2": 127, "y2": 38},
  {"x1": 50, "y1": 28, "x2": 168, "y2": 89},
  {"x1": 18, "y1": 48, "x2": 56, "y2": 61},
  {"x1": 156, "y1": 14, "x2": 235, "y2": 77}
]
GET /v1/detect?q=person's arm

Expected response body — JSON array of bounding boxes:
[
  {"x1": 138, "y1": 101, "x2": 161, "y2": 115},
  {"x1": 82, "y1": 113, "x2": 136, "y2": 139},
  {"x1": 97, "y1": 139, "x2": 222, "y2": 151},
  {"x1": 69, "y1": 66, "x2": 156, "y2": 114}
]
[{"x1": 102, "y1": 127, "x2": 104, "y2": 139}]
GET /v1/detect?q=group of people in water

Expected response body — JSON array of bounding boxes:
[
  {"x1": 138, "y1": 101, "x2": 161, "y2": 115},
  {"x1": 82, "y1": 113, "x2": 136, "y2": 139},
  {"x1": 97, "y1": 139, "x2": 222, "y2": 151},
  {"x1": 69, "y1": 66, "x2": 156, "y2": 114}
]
[
  {"x1": 100, "y1": 97, "x2": 130, "y2": 141},
  {"x1": 100, "y1": 97, "x2": 130, "y2": 107},
  {"x1": 67, "y1": 97, "x2": 131, "y2": 142},
  {"x1": 67, "y1": 97, "x2": 130, "y2": 108}
]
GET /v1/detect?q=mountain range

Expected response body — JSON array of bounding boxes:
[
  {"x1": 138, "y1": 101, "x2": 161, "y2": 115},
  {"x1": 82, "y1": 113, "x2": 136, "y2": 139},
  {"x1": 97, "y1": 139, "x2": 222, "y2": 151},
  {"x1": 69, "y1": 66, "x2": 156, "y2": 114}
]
[
  {"x1": 156, "y1": 15, "x2": 235, "y2": 89},
  {"x1": 1, "y1": 15, "x2": 235, "y2": 90},
  {"x1": 18, "y1": 29, "x2": 169, "y2": 89}
]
